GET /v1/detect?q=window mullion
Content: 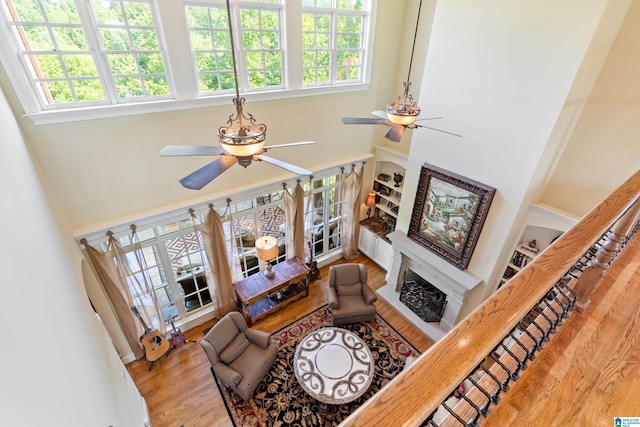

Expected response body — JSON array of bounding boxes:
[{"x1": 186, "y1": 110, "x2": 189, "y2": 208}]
[
  {"x1": 75, "y1": 0, "x2": 119, "y2": 103},
  {"x1": 284, "y1": 0, "x2": 301, "y2": 89},
  {"x1": 231, "y1": 2, "x2": 248, "y2": 92},
  {"x1": 156, "y1": 0, "x2": 198, "y2": 98}
]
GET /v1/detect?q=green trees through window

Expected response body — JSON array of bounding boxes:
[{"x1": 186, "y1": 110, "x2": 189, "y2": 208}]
[{"x1": 0, "y1": 0, "x2": 370, "y2": 112}]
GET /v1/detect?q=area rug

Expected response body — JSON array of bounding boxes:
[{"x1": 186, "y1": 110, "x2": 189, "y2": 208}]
[{"x1": 212, "y1": 305, "x2": 420, "y2": 426}]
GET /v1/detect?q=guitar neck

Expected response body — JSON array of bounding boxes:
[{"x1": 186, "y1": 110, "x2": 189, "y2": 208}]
[{"x1": 131, "y1": 306, "x2": 153, "y2": 335}]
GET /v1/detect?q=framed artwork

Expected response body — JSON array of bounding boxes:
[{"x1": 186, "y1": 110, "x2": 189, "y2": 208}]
[{"x1": 408, "y1": 164, "x2": 496, "y2": 270}]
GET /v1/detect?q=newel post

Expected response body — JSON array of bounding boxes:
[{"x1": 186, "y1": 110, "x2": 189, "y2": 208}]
[{"x1": 574, "y1": 198, "x2": 640, "y2": 312}]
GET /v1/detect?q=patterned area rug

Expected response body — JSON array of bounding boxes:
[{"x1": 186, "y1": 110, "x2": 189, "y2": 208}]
[{"x1": 213, "y1": 306, "x2": 419, "y2": 426}]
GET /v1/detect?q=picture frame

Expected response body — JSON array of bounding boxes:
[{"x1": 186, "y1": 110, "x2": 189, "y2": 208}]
[{"x1": 408, "y1": 163, "x2": 496, "y2": 270}]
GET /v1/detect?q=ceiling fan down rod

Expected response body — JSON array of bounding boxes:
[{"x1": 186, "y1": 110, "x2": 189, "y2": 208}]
[{"x1": 405, "y1": 0, "x2": 423, "y2": 85}]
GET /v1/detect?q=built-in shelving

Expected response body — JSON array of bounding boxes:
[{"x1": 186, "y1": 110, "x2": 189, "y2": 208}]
[{"x1": 358, "y1": 146, "x2": 408, "y2": 271}]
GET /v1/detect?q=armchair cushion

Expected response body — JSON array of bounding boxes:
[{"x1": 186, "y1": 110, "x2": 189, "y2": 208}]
[
  {"x1": 336, "y1": 282, "x2": 363, "y2": 296},
  {"x1": 219, "y1": 333, "x2": 250, "y2": 364}
]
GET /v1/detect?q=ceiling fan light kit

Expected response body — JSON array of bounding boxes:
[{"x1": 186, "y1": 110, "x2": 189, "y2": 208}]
[{"x1": 386, "y1": 81, "x2": 420, "y2": 125}]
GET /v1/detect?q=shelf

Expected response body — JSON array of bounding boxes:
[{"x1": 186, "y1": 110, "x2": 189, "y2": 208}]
[
  {"x1": 369, "y1": 150, "x2": 406, "y2": 235},
  {"x1": 376, "y1": 202, "x2": 399, "y2": 218},
  {"x1": 374, "y1": 178, "x2": 403, "y2": 194},
  {"x1": 375, "y1": 190, "x2": 401, "y2": 205}
]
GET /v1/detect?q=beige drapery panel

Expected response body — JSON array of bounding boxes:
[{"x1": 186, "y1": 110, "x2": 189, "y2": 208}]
[
  {"x1": 193, "y1": 207, "x2": 237, "y2": 316},
  {"x1": 284, "y1": 181, "x2": 311, "y2": 262},
  {"x1": 340, "y1": 163, "x2": 364, "y2": 260},
  {"x1": 84, "y1": 231, "x2": 166, "y2": 360},
  {"x1": 84, "y1": 243, "x2": 144, "y2": 360}
]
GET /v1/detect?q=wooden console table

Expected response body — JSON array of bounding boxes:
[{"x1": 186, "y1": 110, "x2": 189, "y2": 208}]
[{"x1": 233, "y1": 257, "x2": 309, "y2": 325}]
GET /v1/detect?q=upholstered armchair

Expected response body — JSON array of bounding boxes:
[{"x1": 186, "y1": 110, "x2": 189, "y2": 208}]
[
  {"x1": 200, "y1": 311, "x2": 277, "y2": 400},
  {"x1": 327, "y1": 263, "x2": 378, "y2": 325}
]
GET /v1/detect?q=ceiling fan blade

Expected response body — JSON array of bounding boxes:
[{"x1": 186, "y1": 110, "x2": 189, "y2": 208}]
[
  {"x1": 414, "y1": 125, "x2": 463, "y2": 137},
  {"x1": 179, "y1": 156, "x2": 238, "y2": 190},
  {"x1": 255, "y1": 154, "x2": 313, "y2": 176},
  {"x1": 342, "y1": 117, "x2": 388, "y2": 125},
  {"x1": 415, "y1": 116, "x2": 443, "y2": 121},
  {"x1": 371, "y1": 110, "x2": 388, "y2": 119},
  {"x1": 160, "y1": 146, "x2": 224, "y2": 157},
  {"x1": 265, "y1": 141, "x2": 316, "y2": 149},
  {"x1": 385, "y1": 124, "x2": 406, "y2": 142}
]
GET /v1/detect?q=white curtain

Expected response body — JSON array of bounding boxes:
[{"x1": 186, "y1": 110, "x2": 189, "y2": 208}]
[
  {"x1": 340, "y1": 163, "x2": 364, "y2": 260},
  {"x1": 225, "y1": 203, "x2": 245, "y2": 282}
]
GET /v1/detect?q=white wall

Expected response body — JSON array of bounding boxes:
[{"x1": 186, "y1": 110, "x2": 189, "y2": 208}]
[
  {"x1": 395, "y1": 0, "x2": 620, "y2": 301},
  {"x1": 0, "y1": 85, "x2": 146, "y2": 426},
  {"x1": 543, "y1": 0, "x2": 640, "y2": 215}
]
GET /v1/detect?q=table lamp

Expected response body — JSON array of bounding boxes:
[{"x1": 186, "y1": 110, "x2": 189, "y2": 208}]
[
  {"x1": 255, "y1": 235, "x2": 278, "y2": 277},
  {"x1": 365, "y1": 191, "x2": 377, "y2": 220}
]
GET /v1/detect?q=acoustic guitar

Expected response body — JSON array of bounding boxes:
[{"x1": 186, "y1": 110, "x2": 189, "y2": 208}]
[
  {"x1": 131, "y1": 306, "x2": 170, "y2": 362},
  {"x1": 307, "y1": 241, "x2": 320, "y2": 281}
]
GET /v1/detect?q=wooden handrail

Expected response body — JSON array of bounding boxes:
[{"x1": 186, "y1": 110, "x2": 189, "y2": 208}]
[{"x1": 342, "y1": 169, "x2": 640, "y2": 427}]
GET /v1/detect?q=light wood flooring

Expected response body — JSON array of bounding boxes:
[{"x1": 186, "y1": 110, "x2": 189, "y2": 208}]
[
  {"x1": 126, "y1": 254, "x2": 434, "y2": 427},
  {"x1": 481, "y1": 233, "x2": 640, "y2": 426}
]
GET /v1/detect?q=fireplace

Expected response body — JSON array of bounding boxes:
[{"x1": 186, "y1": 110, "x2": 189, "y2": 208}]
[
  {"x1": 399, "y1": 270, "x2": 448, "y2": 322},
  {"x1": 377, "y1": 231, "x2": 484, "y2": 341}
]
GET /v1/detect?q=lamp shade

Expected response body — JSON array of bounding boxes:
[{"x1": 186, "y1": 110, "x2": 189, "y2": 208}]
[
  {"x1": 255, "y1": 235, "x2": 278, "y2": 261},
  {"x1": 365, "y1": 191, "x2": 377, "y2": 208}
]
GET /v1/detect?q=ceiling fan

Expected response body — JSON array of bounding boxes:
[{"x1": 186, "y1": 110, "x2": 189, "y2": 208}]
[
  {"x1": 161, "y1": 0, "x2": 314, "y2": 191},
  {"x1": 341, "y1": 0, "x2": 461, "y2": 143}
]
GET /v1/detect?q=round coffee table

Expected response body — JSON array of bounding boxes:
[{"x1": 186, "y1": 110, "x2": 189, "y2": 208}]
[{"x1": 293, "y1": 327, "x2": 374, "y2": 404}]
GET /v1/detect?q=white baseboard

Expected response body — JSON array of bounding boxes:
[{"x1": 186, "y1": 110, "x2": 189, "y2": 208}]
[{"x1": 121, "y1": 353, "x2": 136, "y2": 364}]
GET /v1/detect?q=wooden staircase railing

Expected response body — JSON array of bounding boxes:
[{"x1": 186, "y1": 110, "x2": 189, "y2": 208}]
[{"x1": 341, "y1": 169, "x2": 640, "y2": 427}]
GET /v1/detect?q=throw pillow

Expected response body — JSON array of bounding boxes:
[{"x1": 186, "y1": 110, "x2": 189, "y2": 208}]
[
  {"x1": 336, "y1": 282, "x2": 362, "y2": 296},
  {"x1": 219, "y1": 333, "x2": 250, "y2": 364}
]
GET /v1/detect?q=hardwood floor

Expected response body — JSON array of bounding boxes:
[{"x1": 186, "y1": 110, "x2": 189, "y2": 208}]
[
  {"x1": 481, "y1": 233, "x2": 640, "y2": 426},
  {"x1": 126, "y1": 254, "x2": 434, "y2": 427}
]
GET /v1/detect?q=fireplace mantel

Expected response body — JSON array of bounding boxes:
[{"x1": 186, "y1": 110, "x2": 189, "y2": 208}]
[{"x1": 377, "y1": 231, "x2": 483, "y2": 341}]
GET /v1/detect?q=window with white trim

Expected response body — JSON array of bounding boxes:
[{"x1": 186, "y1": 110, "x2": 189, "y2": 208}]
[
  {"x1": 302, "y1": 0, "x2": 367, "y2": 86},
  {"x1": 0, "y1": 0, "x2": 372, "y2": 121}
]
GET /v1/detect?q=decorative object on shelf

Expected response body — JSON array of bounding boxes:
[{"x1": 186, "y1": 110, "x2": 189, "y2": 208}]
[
  {"x1": 256, "y1": 236, "x2": 278, "y2": 278},
  {"x1": 521, "y1": 241, "x2": 539, "y2": 253},
  {"x1": 393, "y1": 173, "x2": 404, "y2": 187},
  {"x1": 378, "y1": 185, "x2": 391, "y2": 196},
  {"x1": 365, "y1": 191, "x2": 377, "y2": 220},
  {"x1": 378, "y1": 173, "x2": 391, "y2": 182},
  {"x1": 159, "y1": 0, "x2": 314, "y2": 190},
  {"x1": 341, "y1": 0, "x2": 462, "y2": 143},
  {"x1": 407, "y1": 163, "x2": 496, "y2": 270}
]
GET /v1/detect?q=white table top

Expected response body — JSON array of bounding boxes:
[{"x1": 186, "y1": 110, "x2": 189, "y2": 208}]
[{"x1": 293, "y1": 327, "x2": 374, "y2": 404}]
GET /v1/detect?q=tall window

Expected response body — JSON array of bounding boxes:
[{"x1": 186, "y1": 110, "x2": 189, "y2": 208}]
[
  {"x1": 185, "y1": 1, "x2": 283, "y2": 94},
  {"x1": 302, "y1": 0, "x2": 368, "y2": 86},
  {"x1": 306, "y1": 173, "x2": 342, "y2": 257},
  {"x1": 0, "y1": 0, "x2": 371, "y2": 121},
  {"x1": 91, "y1": 0, "x2": 170, "y2": 100},
  {"x1": 0, "y1": 0, "x2": 169, "y2": 106}
]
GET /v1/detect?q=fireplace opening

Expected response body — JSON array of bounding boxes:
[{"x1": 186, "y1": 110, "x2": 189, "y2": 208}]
[{"x1": 399, "y1": 269, "x2": 448, "y2": 323}]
